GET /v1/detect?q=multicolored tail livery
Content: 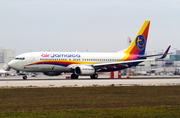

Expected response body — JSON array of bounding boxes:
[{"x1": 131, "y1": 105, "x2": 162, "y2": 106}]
[{"x1": 122, "y1": 20, "x2": 150, "y2": 61}]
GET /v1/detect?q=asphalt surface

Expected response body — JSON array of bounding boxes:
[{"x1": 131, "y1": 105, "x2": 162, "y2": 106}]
[{"x1": 0, "y1": 75, "x2": 180, "y2": 87}]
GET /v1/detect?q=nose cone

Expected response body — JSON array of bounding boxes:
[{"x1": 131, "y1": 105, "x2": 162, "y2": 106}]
[{"x1": 8, "y1": 60, "x2": 16, "y2": 69}]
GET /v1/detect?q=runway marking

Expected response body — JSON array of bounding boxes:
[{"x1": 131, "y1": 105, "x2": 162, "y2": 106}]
[{"x1": 6, "y1": 81, "x2": 95, "y2": 85}]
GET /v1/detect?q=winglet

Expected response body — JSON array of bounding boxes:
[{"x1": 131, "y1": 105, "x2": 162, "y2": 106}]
[{"x1": 156, "y1": 45, "x2": 171, "y2": 60}]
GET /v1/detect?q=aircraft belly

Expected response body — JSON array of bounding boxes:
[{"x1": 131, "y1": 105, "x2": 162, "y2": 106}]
[
  {"x1": 99, "y1": 66, "x2": 128, "y2": 72},
  {"x1": 23, "y1": 64, "x2": 70, "y2": 72},
  {"x1": 51, "y1": 65, "x2": 71, "y2": 72}
]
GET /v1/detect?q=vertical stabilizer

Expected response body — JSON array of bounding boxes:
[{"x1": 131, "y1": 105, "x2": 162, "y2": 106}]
[
  {"x1": 1, "y1": 64, "x2": 11, "y2": 71},
  {"x1": 117, "y1": 21, "x2": 150, "y2": 61},
  {"x1": 125, "y1": 20, "x2": 150, "y2": 55}
]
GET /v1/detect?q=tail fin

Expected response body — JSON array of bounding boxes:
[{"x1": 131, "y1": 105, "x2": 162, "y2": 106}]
[
  {"x1": 122, "y1": 21, "x2": 150, "y2": 55},
  {"x1": 1, "y1": 64, "x2": 11, "y2": 71},
  {"x1": 5, "y1": 67, "x2": 11, "y2": 71},
  {"x1": 1, "y1": 64, "x2": 7, "y2": 70}
]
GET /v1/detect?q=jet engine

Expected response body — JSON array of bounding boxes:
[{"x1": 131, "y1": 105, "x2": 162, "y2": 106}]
[
  {"x1": 43, "y1": 72, "x2": 61, "y2": 76},
  {"x1": 75, "y1": 65, "x2": 95, "y2": 75}
]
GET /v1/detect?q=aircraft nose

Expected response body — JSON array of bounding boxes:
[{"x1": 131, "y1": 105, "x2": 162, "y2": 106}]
[{"x1": 8, "y1": 60, "x2": 16, "y2": 68}]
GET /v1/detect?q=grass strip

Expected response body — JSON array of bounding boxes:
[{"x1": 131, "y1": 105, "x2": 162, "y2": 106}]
[
  {"x1": 0, "y1": 86, "x2": 180, "y2": 117},
  {"x1": 0, "y1": 106, "x2": 180, "y2": 118}
]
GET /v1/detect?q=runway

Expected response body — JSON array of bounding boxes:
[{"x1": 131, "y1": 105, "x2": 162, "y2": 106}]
[{"x1": 0, "y1": 76, "x2": 180, "y2": 87}]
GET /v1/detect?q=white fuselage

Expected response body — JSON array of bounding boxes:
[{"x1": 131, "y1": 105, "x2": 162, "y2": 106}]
[
  {"x1": 0, "y1": 70, "x2": 9, "y2": 74},
  {"x1": 8, "y1": 52, "x2": 127, "y2": 73}
]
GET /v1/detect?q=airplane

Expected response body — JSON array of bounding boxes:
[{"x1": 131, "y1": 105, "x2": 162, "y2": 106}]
[
  {"x1": 8, "y1": 20, "x2": 171, "y2": 80},
  {"x1": 0, "y1": 64, "x2": 11, "y2": 76}
]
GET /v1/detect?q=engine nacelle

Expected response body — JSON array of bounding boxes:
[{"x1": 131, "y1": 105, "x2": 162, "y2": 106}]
[
  {"x1": 75, "y1": 65, "x2": 95, "y2": 75},
  {"x1": 43, "y1": 72, "x2": 61, "y2": 76}
]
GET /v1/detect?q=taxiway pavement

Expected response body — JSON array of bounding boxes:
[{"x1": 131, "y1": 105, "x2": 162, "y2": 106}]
[{"x1": 0, "y1": 76, "x2": 180, "y2": 87}]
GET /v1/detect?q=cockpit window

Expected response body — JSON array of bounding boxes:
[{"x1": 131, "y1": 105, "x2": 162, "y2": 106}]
[{"x1": 15, "y1": 58, "x2": 25, "y2": 60}]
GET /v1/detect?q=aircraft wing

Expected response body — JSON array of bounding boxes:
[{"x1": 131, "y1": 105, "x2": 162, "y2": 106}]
[
  {"x1": 68, "y1": 59, "x2": 150, "y2": 70},
  {"x1": 69, "y1": 45, "x2": 171, "y2": 70},
  {"x1": 92, "y1": 59, "x2": 154, "y2": 70}
]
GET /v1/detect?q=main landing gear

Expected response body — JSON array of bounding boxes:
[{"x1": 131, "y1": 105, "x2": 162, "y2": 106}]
[
  {"x1": 71, "y1": 73, "x2": 79, "y2": 79},
  {"x1": 71, "y1": 73, "x2": 98, "y2": 79},
  {"x1": 90, "y1": 73, "x2": 98, "y2": 79}
]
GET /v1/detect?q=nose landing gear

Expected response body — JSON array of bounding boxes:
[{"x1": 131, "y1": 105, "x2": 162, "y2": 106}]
[
  {"x1": 16, "y1": 71, "x2": 27, "y2": 80},
  {"x1": 23, "y1": 75, "x2": 27, "y2": 80}
]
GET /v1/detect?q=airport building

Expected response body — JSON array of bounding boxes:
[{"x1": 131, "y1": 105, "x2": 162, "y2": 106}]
[
  {"x1": 122, "y1": 50, "x2": 176, "y2": 76},
  {"x1": 0, "y1": 47, "x2": 16, "y2": 66}
]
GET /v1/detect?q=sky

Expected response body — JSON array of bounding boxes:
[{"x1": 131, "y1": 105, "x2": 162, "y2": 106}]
[{"x1": 0, "y1": 0, "x2": 180, "y2": 55}]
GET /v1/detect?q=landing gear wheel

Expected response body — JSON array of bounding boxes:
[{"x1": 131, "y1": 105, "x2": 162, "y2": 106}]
[
  {"x1": 71, "y1": 74, "x2": 79, "y2": 79},
  {"x1": 90, "y1": 73, "x2": 98, "y2": 79},
  {"x1": 23, "y1": 75, "x2": 27, "y2": 80}
]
